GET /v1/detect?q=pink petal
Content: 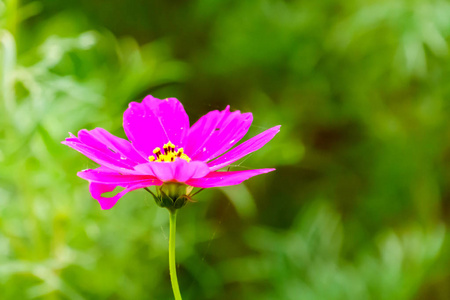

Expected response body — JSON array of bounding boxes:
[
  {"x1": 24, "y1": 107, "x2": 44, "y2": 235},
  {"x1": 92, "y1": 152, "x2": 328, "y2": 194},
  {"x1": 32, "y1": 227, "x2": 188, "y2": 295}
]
[
  {"x1": 186, "y1": 168, "x2": 275, "y2": 188},
  {"x1": 62, "y1": 129, "x2": 139, "y2": 173},
  {"x1": 87, "y1": 128, "x2": 147, "y2": 164},
  {"x1": 78, "y1": 167, "x2": 162, "y2": 185},
  {"x1": 89, "y1": 180, "x2": 159, "y2": 210},
  {"x1": 134, "y1": 160, "x2": 210, "y2": 183},
  {"x1": 185, "y1": 106, "x2": 253, "y2": 162},
  {"x1": 123, "y1": 96, "x2": 190, "y2": 158},
  {"x1": 208, "y1": 125, "x2": 281, "y2": 171},
  {"x1": 133, "y1": 160, "x2": 209, "y2": 182}
]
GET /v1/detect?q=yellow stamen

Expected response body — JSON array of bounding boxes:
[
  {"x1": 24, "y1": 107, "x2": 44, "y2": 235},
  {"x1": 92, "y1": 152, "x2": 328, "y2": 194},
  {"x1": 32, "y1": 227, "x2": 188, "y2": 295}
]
[{"x1": 149, "y1": 142, "x2": 191, "y2": 163}]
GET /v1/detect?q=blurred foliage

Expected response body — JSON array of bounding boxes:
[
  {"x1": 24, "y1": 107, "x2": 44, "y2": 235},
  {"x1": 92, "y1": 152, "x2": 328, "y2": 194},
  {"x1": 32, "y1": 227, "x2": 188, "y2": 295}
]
[{"x1": 1, "y1": 0, "x2": 450, "y2": 299}]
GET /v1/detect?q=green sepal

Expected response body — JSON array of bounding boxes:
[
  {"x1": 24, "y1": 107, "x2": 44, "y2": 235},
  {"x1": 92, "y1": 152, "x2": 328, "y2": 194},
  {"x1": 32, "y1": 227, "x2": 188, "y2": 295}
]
[
  {"x1": 148, "y1": 190, "x2": 162, "y2": 207},
  {"x1": 144, "y1": 183, "x2": 201, "y2": 211},
  {"x1": 173, "y1": 195, "x2": 189, "y2": 210},
  {"x1": 159, "y1": 189, "x2": 175, "y2": 208}
]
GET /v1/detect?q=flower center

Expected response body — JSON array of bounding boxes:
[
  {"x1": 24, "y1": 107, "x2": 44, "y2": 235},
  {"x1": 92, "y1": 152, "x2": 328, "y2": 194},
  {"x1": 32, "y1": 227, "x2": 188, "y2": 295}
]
[{"x1": 149, "y1": 141, "x2": 191, "y2": 163}]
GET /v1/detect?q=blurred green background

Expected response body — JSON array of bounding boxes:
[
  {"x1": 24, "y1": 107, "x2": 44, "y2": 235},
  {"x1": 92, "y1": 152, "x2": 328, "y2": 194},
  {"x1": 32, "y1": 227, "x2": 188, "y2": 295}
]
[{"x1": 1, "y1": 0, "x2": 450, "y2": 299}]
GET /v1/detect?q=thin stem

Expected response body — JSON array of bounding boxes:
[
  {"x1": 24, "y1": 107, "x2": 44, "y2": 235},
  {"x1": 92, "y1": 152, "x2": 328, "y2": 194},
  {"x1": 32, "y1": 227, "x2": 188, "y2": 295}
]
[
  {"x1": 169, "y1": 210, "x2": 182, "y2": 300},
  {"x1": 189, "y1": 188, "x2": 205, "y2": 198},
  {"x1": 144, "y1": 187, "x2": 157, "y2": 198}
]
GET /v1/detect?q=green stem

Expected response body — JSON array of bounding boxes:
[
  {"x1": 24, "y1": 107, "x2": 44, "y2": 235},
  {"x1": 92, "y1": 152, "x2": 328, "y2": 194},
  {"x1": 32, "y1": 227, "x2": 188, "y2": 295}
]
[{"x1": 169, "y1": 210, "x2": 182, "y2": 300}]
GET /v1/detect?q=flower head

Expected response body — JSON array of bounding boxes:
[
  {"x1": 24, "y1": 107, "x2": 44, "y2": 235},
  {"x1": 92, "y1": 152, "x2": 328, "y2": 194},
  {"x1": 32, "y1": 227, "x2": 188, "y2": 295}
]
[{"x1": 62, "y1": 96, "x2": 280, "y2": 210}]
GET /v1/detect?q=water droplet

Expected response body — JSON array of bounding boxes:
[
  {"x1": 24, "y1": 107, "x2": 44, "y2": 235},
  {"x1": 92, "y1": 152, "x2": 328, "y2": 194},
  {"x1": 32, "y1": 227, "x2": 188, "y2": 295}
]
[
  {"x1": 203, "y1": 147, "x2": 206, "y2": 152},
  {"x1": 120, "y1": 156, "x2": 126, "y2": 160},
  {"x1": 229, "y1": 139, "x2": 235, "y2": 144}
]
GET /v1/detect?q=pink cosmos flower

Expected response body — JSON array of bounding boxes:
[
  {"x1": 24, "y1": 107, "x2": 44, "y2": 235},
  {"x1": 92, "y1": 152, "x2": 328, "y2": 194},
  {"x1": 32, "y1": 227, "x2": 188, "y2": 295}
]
[{"x1": 62, "y1": 95, "x2": 280, "y2": 210}]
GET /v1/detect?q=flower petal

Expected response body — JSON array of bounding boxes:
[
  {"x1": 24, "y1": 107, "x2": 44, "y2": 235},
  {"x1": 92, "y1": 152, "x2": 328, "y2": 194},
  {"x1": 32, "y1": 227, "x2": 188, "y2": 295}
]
[
  {"x1": 78, "y1": 167, "x2": 162, "y2": 185},
  {"x1": 123, "y1": 95, "x2": 190, "y2": 158},
  {"x1": 185, "y1": 106, "x2": 253, "y2": 161},
  {"x1": 186, "y1": 168, "x2": 275, "y2": 188},
  {"x1": 89, "y1": 180, "x2": 159, "y2": 210},
  {"x1": 62, "y1": 129, "x2": 140, "y2": 173},
  {"x1": 87, "y1": 128, "x2": 147, "y2": 164},
  {"x1": 208, "y1": 125, "x2": 281, "y2": 171},
  {"x1": 134, "y1": 160, "x2": 210, "y2": 183}
]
